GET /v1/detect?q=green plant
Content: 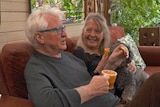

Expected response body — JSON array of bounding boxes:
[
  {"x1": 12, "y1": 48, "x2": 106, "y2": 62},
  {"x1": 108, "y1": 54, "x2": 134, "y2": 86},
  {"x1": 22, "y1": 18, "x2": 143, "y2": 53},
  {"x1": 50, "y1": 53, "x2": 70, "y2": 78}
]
[
  {"x1": 31, "y1": 0, "x2": 83, "y2": 23},
  {"x1": 31, "y1": 0, "x2": 37, "y2": 8},
  {"x1": 63, "y1": 0, "x2": 83, "y2": 23},
  {"x1": 31, "y1": 0, "x2": 61, "y2": 9},
  {"x1": 111, "y1": 0, "x2": 160, "y2": 45}
]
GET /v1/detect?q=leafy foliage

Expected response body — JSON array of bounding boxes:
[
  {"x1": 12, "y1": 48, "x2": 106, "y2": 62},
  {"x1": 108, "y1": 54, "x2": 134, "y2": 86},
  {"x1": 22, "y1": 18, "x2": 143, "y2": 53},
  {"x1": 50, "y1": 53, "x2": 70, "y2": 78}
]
[
  {"x1": 31, "y1": 0, "x2": 83, "y2": 23},
  {"x1": 111, "y1": 0, "x2": 160, "y2": 45},
  {"x1": 63, "y1": 0, "x2": 83, "y2": 23}
]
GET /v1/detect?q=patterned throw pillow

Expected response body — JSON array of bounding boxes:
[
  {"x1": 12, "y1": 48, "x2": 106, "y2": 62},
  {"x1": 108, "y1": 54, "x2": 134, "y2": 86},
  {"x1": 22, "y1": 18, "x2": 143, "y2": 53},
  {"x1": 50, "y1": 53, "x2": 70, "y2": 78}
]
[{"x1": 118, "y1": 34, "x2": 146, "y2": 70}]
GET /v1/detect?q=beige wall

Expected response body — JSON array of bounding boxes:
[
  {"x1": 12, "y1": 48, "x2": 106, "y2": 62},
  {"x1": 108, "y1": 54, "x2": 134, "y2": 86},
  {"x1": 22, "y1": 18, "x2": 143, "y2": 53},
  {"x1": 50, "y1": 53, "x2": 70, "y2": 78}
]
[
  {"x1": 0, "y1": 0, "x2": 83, "y2": 51},
  {"x1": 0, "y1": 0, "x2": 30, "y2": 51},
  {"x1": 65, "y1": 23, "x2": 83, "y2": 37}
]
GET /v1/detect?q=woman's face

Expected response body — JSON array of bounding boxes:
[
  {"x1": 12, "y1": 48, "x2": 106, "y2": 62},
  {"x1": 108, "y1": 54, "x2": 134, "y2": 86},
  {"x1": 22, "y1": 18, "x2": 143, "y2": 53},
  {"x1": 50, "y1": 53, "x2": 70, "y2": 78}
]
[{"x1": 82, "y1": 19, "x2": 103, "y2": 50}]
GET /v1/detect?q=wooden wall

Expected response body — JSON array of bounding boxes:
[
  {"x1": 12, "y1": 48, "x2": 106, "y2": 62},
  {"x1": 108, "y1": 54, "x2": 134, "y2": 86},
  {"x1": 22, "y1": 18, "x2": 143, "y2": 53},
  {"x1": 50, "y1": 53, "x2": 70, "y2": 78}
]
[
  {"x1": 0, "y1": 0, "x2": 30, "y2": 51},
  {"x1": 0, "y1": 0, "x2": 83, "y2": 51}
]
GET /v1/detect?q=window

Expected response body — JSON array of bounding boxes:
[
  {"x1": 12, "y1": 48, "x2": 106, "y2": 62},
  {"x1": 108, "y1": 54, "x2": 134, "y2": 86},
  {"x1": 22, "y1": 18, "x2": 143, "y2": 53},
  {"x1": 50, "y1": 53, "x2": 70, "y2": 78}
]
[
  {"x1": 30, "y1": 0, "x2": 83, "y2": 24},
  {"x1": 30, "y1": 0, "x2": 111, "y2": 25}
]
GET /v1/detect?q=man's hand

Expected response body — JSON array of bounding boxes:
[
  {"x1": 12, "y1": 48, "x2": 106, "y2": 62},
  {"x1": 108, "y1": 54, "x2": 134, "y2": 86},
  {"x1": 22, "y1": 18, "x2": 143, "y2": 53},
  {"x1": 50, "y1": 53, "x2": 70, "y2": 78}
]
[
  {"x1": 87, "y1": 75, "x2": 110, "y2": 96},
  {"x1": 75, "y1": 75, "x2": 110, "y2": 104}
]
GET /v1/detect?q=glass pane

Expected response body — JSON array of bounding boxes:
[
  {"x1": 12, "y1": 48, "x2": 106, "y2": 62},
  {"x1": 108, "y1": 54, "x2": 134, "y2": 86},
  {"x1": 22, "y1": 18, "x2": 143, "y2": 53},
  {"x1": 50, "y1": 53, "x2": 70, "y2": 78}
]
[{"x1": 30, "y1": 0, "x2": 83, "y2": 24}]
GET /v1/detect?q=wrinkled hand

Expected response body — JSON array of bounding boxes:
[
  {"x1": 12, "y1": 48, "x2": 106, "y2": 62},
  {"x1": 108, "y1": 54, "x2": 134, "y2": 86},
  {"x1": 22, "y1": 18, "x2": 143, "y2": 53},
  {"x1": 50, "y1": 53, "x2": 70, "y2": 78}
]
[
  {"x1": 111, "y1": 44, "x2": 129, "y2": 59},
  {"x1": 75, "y1": 75, "x2": 110, "y2": 104},
  {"x1": 127, "y1": 60, "x2": 137, "y2": 73},
  {"x1": 87, "y1": 75, "x2": 110, "y2": 96},
  {"x1": 105, "y1": 44, "x2": 129, "y2": 70}
]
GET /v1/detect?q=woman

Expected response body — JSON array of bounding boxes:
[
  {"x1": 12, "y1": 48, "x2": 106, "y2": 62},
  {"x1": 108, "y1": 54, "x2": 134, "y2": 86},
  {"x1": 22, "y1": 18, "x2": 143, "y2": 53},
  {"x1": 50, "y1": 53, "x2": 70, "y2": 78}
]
[
  {"x1": 73, "y1": 13, "x2": 149, "y2": 103},
  {"x1": 73, "y1": 13, "x2": 136, "y2": 76}
]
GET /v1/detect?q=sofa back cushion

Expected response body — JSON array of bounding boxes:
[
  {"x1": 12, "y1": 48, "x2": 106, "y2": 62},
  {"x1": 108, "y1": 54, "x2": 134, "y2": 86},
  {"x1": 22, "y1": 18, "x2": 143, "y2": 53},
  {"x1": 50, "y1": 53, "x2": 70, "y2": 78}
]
[
  {"x1": 109, "y1": 26, "x2": 125, "y2": 44},
  {"x1": 0, "y1": 54, "x2": 9, "y2": 96},
  {"x1": 1, "y1": 42, "x2": 35, "y2": 99}
]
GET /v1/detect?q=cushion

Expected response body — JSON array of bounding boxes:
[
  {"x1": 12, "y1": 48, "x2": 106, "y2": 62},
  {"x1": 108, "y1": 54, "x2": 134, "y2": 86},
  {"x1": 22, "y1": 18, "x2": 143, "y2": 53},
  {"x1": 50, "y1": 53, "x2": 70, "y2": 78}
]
[
  {"x1": 0, "y1": 96, "x2": 34, "y2": 107},
  {"x1": 118, "y1": 34, "x2": 146, "y2": 70},
  {"x1": 145, "y1": 66, "x2": 160, "y2": 75},
  {"x1": 0, "y1": 55, "x2": 9, "y2": 95},
  {"x1": 109, "y1": 26, "x2": 125, "y2": 44},
  {"x1": 1, "y1": 42, "x2": 35, "y2": 99}
]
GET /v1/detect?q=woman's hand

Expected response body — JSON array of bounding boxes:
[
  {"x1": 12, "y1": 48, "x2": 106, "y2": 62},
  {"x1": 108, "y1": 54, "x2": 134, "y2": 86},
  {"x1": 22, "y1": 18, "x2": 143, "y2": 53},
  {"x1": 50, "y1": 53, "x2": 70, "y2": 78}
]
[
  {"x1": 95, "y1": 54, "x2": 108, "y2": 73},
  {"x1": 104, "y1": 44, "x2": 129, "y2": 70},
  {"x1": 127, "y1": 60, "x2": 137, "y2": 73}
]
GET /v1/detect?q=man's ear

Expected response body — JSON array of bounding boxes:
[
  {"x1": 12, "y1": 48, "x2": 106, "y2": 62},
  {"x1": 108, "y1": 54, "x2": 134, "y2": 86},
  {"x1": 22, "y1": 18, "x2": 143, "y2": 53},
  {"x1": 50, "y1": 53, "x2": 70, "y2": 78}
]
[{"x1": 34, "y1": 32, "x2": 44, "y2": 44}]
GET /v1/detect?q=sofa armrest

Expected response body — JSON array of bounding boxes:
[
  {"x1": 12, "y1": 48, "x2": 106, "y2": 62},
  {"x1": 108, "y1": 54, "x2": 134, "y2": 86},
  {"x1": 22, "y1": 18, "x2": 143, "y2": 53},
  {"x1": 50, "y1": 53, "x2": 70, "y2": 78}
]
[
  {"x1": 0, "y1": 96, "x2": 34, "y2": 107},
  {"x1": 138, "y1": 46, "x2": 160, "y2": 66}
]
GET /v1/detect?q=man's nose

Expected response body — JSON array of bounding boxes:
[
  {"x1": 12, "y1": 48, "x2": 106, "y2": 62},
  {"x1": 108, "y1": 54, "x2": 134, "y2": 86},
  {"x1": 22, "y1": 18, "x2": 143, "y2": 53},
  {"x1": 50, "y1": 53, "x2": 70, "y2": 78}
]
[{"x1": 61, "y1": 30, "x2": 67, "y2": 37}]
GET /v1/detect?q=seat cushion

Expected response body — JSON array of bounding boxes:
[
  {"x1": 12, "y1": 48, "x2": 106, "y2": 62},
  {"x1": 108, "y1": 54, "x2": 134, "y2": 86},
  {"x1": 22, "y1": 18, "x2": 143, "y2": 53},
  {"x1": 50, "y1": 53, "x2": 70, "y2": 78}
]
[
  {"x1": 0, "y1": 96, "x2": 34, "y2": 107},
  {"x1": 145, "y1": 66, "x2": 160, "y2": 75}
]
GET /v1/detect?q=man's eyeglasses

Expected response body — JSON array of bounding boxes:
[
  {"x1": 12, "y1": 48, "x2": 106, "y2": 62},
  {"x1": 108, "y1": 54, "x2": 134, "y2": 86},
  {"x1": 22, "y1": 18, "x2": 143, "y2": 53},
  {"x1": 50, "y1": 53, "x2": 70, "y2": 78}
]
[{"x1": 37, "y1": 25, "x2": 66, "y2": 35}]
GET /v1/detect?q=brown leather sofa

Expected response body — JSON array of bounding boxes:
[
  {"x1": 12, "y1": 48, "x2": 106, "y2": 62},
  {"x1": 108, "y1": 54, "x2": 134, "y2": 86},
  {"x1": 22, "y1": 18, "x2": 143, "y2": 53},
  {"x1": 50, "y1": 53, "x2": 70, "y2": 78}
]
[
  {"x1": 0, "y1": 42, "x2": 35, "y2": 107},
  {"x1": 0, "y1": 26, "x2": 160, "y2": 107}
]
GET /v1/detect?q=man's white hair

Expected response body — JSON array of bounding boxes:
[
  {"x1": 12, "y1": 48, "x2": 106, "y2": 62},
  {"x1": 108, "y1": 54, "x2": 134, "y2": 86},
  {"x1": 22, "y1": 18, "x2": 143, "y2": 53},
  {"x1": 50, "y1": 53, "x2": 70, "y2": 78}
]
[
  {"x1": 51, "y1": 7, "x2": 65, "y2": 21},
  {"x1": 32, "y1": 6, "x2": 65, "y2": 21}
]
